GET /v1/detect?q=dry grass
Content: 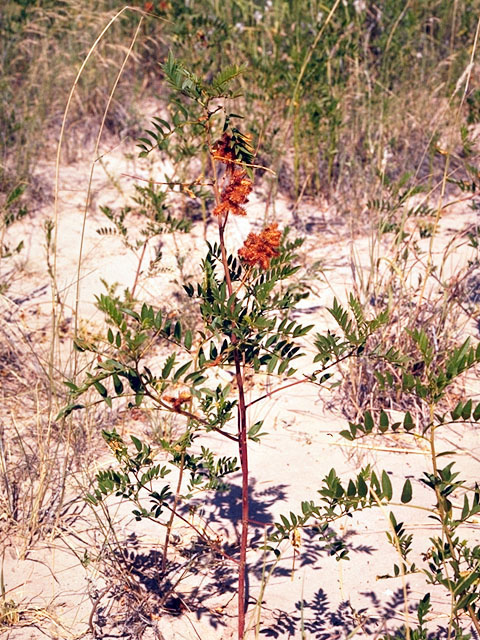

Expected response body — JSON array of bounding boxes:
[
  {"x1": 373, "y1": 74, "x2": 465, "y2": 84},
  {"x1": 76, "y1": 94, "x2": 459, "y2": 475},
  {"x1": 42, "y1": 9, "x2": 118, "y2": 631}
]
[{"x1": 1, "y1": 3, "x2": 480, "y2": 638}]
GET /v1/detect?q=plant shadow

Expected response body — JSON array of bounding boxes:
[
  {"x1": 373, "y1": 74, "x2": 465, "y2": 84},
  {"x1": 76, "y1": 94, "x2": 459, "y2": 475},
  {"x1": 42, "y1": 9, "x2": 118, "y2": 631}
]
[
  {"x1": 91, "y1": 480, "x2": 380, "y2": 637},
  {"x1": 90, "y1": 484, "x2": 475, "y2": 640},
  {"x1": 260, "y1": 586, "x2": 477, "y2": 639}
]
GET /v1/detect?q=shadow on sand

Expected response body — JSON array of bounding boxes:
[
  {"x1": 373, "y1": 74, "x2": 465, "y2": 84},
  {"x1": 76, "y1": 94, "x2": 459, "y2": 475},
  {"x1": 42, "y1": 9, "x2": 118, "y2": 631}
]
[{"x1": 90, "y1": 479, "x2": 477, "y2": 640}]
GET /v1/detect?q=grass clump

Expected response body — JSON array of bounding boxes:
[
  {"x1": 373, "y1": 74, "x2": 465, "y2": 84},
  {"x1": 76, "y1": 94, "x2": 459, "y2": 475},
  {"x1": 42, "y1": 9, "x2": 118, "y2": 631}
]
[{"x1": 2, "y1": 1, "x2": 479, "y2": 209}]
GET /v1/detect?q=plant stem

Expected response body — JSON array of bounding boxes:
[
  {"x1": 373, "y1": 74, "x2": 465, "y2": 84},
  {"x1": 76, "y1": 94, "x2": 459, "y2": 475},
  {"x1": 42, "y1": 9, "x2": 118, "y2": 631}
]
[
  {"x1": 162, "y1": 450, "x2": 185, "y2": 573},
  {"x1": 211, "y1": 137, "x2": 249, "y2": 636},
  {"x1": 131, "y1": 241, "x2": 148, "y2": 299},
  {"x1": 235, "y1": 351, "x2": 249, "y2": 639},
  {"x1": 218, "y1": 214, "x2": 250, "y2": 638},
  {"x1": 246, "y1": 347, "x2": 356, "y2": 409}
]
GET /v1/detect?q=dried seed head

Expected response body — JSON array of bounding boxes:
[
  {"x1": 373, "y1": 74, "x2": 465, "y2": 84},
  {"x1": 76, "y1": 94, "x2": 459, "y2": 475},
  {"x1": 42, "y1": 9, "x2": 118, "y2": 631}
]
[
  {"x1": 291, "y1": 528, "x2": 302, "y2": 549},
  {"x1": 163, "y1": 392, "x2": 192, "y2": 412},
  {"x1": 212, "y1": 132, "x2": 236, "y2": 165},
  {"x1": 213, "y1": 169, "x2": 253, "y2": 217},
  {"x1": 238, "y1": 223, "x2": 282, "y2": 269}
]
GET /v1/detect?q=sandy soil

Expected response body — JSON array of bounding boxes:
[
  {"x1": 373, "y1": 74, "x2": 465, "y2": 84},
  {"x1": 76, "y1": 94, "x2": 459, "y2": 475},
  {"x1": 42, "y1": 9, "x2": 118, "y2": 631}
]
[{"x1": 1, "y1": 138, "x2": 480, "y2": 640}]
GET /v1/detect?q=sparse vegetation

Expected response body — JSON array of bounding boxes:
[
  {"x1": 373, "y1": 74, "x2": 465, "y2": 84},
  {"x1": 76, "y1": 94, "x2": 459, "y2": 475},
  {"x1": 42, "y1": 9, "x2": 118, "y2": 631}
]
[{"x1": 2, "y1": 2, "x2": 480, "y2": 639}]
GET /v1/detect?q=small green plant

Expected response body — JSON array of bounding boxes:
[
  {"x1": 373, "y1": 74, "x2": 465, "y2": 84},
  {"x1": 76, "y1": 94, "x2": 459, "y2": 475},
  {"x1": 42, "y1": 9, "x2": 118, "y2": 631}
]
[
  {"x1": 0, "y1": 555, "x2": 19, "y2": 628},
  {"x1": 97, "y1": 181, "x2": 192, "y2": 297},
  {"x1": 274, "y1": 330, "x2": 480, "y2": 638},
  {"x1": 0, "y1": 183, "x2": 26, "y2": 288}
]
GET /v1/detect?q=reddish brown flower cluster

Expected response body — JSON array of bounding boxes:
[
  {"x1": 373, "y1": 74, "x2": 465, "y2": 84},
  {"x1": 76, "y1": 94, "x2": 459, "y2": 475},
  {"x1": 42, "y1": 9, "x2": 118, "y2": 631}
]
[
  {"x1": 238, "y1": 223, "x2": 282, "y2": 270},
  {"x1": 213, "y1": 170, "x2": 253, "y2": 217},
  {"x1": 212, "y1": 132, "x2": 237, "y2": 165},
  {"x1": 212, "y1": 132, "x2": 253, "y2": 217}
]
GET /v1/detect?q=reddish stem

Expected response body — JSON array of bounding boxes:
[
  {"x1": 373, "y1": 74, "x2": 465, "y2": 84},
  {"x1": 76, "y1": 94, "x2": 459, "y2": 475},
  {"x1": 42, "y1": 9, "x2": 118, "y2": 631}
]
[
  {"x1": 216, "y1": 181, "x2": 249, "y2": 639},
  {"x1": 234, "y1": 351, "x2": 249, "y2": 638}
]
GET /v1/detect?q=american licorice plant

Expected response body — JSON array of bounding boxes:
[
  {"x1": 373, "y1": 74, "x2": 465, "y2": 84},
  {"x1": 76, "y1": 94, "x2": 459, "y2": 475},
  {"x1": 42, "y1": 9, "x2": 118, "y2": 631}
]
[
  {"x1": 60, "y1": 54, "x2": 480, "y2": 639},
  {"x1": 63, "y1": 54, "x2": 324, "y2": 638},
  {"x1": 60, "y1": 54, "x2": 407, "y2": 639}
]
